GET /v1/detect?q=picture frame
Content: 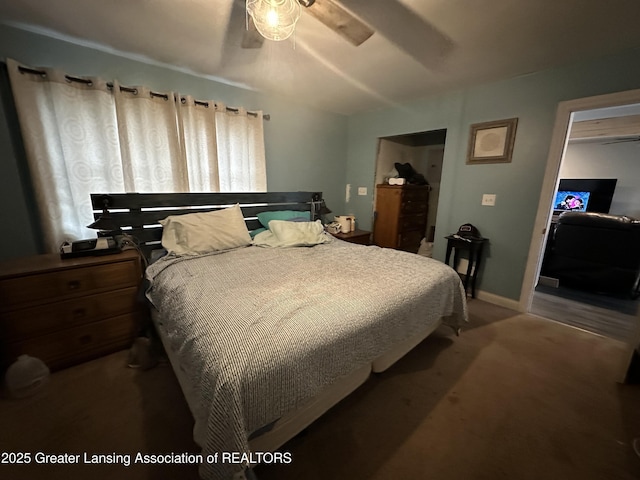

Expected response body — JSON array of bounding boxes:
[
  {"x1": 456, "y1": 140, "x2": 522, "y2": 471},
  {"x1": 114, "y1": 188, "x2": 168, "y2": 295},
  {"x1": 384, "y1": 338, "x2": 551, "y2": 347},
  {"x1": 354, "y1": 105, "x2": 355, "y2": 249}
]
[{"x1": 466, "y1": 118, "x2": 518, "y2": 164}]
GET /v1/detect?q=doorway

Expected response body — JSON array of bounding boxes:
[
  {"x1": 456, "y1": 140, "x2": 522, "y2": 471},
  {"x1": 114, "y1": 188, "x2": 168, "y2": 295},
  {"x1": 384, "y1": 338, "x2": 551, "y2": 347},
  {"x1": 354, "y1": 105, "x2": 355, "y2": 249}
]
[
  {"x1": 520, "y1": 88, "x2": 640, "y2": 380},
  {"x1": 530, "y1": 104, "x2": 640, "y2": 340},
  {"x1": 373, "y1": 128, "x2": 447, "y2": 254}
]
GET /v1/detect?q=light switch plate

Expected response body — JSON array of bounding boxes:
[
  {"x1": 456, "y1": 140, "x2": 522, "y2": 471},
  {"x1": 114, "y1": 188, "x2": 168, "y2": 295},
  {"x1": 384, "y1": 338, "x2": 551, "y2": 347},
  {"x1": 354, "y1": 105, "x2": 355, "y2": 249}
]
[
  {"x1": 482, "y1": 194, "x2": 496, "y2": 206},
  {"x1": 358, "y1": 187, "x2": 367, "y2": 196}
]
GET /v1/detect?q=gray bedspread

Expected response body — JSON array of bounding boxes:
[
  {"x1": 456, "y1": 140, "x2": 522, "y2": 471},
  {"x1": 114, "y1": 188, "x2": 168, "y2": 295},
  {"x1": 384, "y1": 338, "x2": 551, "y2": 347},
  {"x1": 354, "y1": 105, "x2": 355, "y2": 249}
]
[{"x1": 145, "y1": 239, "x2": 467, "y2": 479}]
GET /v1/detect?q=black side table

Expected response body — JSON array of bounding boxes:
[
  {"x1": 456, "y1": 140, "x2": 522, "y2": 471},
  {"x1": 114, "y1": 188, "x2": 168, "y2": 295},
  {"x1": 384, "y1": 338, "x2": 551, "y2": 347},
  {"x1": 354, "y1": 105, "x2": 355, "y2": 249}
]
[{"x1": 444, "y1": 235, "x2": 488, "y2": 298}]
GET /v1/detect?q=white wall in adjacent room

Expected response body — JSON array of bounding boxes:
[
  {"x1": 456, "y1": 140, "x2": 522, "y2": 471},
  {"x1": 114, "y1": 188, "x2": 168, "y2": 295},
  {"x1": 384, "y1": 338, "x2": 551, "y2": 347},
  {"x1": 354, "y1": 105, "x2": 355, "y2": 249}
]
[{"x1": 560, "y1": 140, "x2": 640, "y2": 218}]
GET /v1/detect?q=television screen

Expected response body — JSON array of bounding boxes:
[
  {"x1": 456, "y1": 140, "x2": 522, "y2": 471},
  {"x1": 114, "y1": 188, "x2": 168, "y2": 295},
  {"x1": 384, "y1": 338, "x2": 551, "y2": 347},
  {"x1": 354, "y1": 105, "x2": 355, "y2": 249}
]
[
  {"x1": 557, "y1": 179, "x2": 616, "y2": 213},
  {"x1": 554, "y1": 190, "x2": 590, "y2": 212}
]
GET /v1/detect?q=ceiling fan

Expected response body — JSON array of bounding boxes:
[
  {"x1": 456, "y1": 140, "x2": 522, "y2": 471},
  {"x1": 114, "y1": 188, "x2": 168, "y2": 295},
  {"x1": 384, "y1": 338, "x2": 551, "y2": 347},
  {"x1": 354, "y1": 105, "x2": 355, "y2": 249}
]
[
  {"x1": 243, "y1": 0, "x2": 453, "y2": 69},
  {"x1": 602, "y1": 136, "x2": 640, "y2": 145}
]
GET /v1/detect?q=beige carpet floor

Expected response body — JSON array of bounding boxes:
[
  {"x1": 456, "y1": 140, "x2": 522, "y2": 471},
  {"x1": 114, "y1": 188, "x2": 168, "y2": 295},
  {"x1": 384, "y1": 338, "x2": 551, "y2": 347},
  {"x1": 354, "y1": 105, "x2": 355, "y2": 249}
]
[{"x1": 1, "y1": 299, "x2": 639, "y2": 480}]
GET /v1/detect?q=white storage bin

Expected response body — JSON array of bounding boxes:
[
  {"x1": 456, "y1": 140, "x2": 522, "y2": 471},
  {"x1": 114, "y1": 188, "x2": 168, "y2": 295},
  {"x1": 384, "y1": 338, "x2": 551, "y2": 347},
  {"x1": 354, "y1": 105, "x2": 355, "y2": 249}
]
[{"x1": 5, "y1": 355, "x2": 50, "y2": 398}]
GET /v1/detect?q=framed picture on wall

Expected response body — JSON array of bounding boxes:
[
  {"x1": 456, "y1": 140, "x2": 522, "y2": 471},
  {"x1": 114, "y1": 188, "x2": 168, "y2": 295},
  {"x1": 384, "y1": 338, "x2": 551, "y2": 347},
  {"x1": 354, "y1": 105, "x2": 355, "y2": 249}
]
[{"x1": 467, "y1": 118, "x2": 518, "y2": 164}]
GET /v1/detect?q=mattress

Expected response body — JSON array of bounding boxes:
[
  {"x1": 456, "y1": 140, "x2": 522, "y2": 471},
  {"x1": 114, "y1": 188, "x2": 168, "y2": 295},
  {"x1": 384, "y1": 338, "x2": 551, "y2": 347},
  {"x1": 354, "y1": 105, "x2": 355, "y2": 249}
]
[
  {"x1": 145, "y1": 239, "x2": 467, "y2": 479},
  {"x1": 153, "y1": 308, "x2": 443, "y2": 455}
]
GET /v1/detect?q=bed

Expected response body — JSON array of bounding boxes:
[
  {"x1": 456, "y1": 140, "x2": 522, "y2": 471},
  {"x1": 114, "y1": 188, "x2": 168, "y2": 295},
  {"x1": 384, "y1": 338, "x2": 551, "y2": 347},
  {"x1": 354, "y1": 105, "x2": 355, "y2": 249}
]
[{"x1": 90, "y1": 191, "x2": 468, "y2": 480}]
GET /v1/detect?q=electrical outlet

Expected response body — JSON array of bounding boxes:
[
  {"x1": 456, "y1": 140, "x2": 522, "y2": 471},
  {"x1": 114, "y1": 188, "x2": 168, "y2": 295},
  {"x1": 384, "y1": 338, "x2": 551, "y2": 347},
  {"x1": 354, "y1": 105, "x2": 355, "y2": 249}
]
[
  {"x1": 482, "y1": 194, "x2": 496, "y2": 206},
  {"x1": 358, "y1": 187, "x2": 367, "y2": 196}
]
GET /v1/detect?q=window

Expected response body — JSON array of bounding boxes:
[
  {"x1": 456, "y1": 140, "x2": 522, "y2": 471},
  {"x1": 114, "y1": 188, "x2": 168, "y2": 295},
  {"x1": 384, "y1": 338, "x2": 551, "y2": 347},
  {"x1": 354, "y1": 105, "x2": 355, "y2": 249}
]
[{"x1": 7, "y1": 59, "x2": 267, "y2": 251}]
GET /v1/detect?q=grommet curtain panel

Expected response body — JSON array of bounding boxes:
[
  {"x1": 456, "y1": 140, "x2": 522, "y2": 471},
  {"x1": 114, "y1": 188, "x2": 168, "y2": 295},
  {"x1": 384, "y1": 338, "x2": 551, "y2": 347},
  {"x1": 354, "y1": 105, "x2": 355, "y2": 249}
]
[{"x1": 7, "y1": 58, "x2": 267, "y2": 252}]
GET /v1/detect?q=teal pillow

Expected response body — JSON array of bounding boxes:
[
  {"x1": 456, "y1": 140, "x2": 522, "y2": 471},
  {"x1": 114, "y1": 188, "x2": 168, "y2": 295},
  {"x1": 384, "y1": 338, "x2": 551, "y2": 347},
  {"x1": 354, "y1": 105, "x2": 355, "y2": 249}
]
[
  {"x1": 257, "y1": 210, "x2": 311, "y2": 229},
  {"x1": 249, "y1": 227, "x2": 267, "y2": 238}
]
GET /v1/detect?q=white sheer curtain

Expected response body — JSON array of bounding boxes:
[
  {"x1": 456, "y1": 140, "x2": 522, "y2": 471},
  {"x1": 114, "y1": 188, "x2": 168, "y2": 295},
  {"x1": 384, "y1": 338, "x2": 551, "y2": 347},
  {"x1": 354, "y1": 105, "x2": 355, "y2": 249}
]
[
  {"x1": 114, "y1": 83, "x2": 189, "y2": 193},
  {"x1": 214, "y1": 102, "x2": 267, "y2": 192},
  {"x1": 7, "y1": 58, "x2": 267, "y2": 252},
  {"x1": 177, "y1": 95, "x2": 220, "y2": 192},
  {"x1": 176, "y1": 97, "x2": 267, "y2": 192},
  {"x1": 7, "y1": 59, "x2": 123, "y2": 248}
]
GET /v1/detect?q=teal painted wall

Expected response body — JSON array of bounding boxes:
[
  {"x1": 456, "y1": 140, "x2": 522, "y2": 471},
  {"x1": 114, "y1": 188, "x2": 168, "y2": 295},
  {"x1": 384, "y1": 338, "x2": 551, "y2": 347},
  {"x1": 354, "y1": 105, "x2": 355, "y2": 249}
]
[
  {"x1": 0, "y1": 24, "x2": 348, "y2": 260},
  {"x1": 2, "y1": 21, "x2": 640, "y2": 303},
  {"x1": 346, "y1": 47, "x2": 640, "y2": 301}
]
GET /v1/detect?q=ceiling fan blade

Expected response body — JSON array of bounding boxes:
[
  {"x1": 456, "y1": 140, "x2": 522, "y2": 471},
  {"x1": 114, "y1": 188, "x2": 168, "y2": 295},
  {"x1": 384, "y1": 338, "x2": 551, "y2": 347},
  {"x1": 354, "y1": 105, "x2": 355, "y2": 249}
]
[
  {"x1": 339, "y1": 0, "x2": 454, "y2": 68},
  {"x1": 603, "y1": 137, "x2": 640, "y2": 144},
  {"x1": 241, "y1": 15, "x2": 265, "y2": 49},
  {"x1": 302, "y1": 0, "x2": 374, "y2": 46}
]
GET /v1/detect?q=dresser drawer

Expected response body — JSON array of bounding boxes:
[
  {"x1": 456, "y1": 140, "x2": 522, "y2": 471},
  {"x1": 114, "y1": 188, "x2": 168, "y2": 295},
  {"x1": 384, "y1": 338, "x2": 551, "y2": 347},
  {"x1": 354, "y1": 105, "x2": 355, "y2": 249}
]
[
  {"x1": 402, "y1": 188, "x2": 429, "y2": 203},
  {"x1": 398, "y1": 230, "x2": 423, "y2": 252},
  {"x1": 3, "y1": 313, "x2": 138, "y2": 371},
  {"x1": 0, "y1": 287, "x2": 140, "y2": 342},
  {"x1": 0, "y1": 260, "x2": 140, "y2": 310},
  {"x1": 399, "y1": 214, "x2": 427, "y2": 232},
  {"x1": 401, "y1": 198, "x2": 428, "y2": 214}
]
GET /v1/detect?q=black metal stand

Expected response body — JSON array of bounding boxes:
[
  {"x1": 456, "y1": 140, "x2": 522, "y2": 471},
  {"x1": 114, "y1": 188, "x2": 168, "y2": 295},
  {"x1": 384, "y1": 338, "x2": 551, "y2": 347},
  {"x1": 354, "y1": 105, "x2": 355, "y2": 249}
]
[{"x1": 444, "y1": 235, "x2": 488, "y2": 298}]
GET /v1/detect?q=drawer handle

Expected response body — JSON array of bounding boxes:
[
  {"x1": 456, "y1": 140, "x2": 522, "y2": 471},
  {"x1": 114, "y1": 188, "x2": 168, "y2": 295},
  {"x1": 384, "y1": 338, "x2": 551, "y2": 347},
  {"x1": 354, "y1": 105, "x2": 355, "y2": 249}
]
[
  {"x1": 79, "y1": 335, "x2": 92, "y2": 345},
  {"x1": 72, "y1": 308, "x2": 86, "y2": 319},
  {"x1": 67, "y1": 280, "x2": 82, "y2": 290}
]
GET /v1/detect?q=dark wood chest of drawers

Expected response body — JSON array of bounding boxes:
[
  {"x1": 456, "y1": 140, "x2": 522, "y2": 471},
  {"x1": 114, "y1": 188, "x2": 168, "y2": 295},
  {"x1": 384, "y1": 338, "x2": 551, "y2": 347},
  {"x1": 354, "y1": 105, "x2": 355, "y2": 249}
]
[
  {"x1": 373, "y1": 184, "x2": 430, "y2": 253},
  {"x1": 0, "y1": 250, "x2": 146, "y2": 372}
]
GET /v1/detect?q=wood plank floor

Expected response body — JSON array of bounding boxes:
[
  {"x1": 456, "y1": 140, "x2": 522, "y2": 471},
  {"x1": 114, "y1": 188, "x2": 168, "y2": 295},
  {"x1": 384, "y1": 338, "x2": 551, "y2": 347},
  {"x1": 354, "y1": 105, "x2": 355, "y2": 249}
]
[{"x1": 530, "y1": 284, "x2": 639, "y2": 341}]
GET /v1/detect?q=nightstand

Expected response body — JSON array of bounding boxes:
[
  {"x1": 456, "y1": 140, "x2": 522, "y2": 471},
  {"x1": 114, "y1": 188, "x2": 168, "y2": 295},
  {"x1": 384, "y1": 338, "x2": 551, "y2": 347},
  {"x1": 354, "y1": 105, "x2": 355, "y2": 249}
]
[
  {"x1": 444, "y1": 235, "x2": 488, "y2": 298},
  {"x1": 0, "y1": 249, "x2": 147, "y2": 372},
  {"x1": 329, "y1": 229, "x2": 372, "y2": 245}
]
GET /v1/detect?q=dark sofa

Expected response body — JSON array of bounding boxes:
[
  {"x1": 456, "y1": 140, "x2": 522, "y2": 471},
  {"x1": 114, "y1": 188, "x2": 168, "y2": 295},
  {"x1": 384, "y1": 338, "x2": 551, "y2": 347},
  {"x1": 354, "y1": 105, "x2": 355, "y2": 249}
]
[{"x1": 542, "y1": 211, "x2": 640, "y2": 298}]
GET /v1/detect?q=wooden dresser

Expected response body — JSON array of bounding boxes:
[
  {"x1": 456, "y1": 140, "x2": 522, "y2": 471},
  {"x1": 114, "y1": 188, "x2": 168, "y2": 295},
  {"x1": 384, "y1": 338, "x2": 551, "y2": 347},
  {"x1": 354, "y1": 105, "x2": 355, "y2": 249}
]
[
  {"x1": 373, "y1": 184, "x2": 430, "y2": 253},
  {"x1": 0, "y1": 249, "x2": 146, "y2": 372}
]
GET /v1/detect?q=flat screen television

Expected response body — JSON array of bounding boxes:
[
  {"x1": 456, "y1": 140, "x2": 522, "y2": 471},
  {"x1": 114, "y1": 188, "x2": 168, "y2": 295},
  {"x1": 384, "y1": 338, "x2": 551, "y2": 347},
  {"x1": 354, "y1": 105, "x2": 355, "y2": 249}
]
[
  {"x1": 554, "y1": 191, "x2": 590, "y2": 212},
  {"x1": 554, "y1": 178, "x2": 617, "y2": 214}
]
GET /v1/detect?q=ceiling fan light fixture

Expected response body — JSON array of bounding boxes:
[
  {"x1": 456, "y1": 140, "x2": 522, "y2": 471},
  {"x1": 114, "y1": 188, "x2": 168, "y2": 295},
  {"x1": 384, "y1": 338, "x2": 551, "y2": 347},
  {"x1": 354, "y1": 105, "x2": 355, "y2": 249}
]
[{"x1": 247, "y1": 0, "x2": 301, "y2": 42}]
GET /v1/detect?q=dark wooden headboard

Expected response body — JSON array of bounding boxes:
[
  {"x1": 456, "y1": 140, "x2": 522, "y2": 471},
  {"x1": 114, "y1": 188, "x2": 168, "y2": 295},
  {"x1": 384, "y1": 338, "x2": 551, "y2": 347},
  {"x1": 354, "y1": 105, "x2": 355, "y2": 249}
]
[{"x1": 90, "y1": 191, "x2": 323, "y2": 258}]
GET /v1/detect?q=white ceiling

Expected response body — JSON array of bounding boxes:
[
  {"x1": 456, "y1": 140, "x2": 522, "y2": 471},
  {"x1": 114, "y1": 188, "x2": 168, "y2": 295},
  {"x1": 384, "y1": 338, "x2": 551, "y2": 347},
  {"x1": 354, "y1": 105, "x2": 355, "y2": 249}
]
[{"x1": 1, "y1": 0, "x2": 640, "y2": 115}]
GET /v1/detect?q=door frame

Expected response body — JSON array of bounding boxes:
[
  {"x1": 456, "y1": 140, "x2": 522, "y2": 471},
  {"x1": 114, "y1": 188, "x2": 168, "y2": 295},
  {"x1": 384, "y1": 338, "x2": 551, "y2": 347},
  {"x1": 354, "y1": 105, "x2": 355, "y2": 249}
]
[{"x1": 519, "y1": 87, "x2": 640, "y2": 381}]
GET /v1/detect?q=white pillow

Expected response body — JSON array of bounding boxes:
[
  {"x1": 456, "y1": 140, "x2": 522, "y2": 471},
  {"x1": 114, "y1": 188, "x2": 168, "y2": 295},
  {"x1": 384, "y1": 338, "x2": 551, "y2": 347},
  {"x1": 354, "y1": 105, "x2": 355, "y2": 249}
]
[
  {"x1": 253, "y1": 220, "x2": 331, "y2": 248},
  {"x1": 160, "y1": 204, "x2": 251, "y2": 255}
]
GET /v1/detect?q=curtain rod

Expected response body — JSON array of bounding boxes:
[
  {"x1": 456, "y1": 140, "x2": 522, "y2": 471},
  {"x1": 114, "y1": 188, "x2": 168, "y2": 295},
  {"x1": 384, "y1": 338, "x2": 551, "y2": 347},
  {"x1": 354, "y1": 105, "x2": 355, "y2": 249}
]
[{"x1": 17, "y1": 65, "x2": 271, "y2": 121}]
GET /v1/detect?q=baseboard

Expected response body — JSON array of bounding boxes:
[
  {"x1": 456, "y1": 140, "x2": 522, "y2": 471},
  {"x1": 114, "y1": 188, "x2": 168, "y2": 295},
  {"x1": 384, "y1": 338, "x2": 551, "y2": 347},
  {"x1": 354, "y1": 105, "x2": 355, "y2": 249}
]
[{"x1": 474, "y1": 290, "x2": 521, "y2": 311}]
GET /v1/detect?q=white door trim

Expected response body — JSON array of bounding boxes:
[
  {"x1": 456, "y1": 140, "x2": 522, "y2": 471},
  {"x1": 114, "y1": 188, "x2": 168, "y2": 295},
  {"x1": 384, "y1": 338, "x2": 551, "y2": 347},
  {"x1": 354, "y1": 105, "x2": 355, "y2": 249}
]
[
  {"x1": 519, "y1": 88, "x2": 640, "y2": 381},
  {"x1": 519, "y1": 87, "x2": 640, "y2": 313}
]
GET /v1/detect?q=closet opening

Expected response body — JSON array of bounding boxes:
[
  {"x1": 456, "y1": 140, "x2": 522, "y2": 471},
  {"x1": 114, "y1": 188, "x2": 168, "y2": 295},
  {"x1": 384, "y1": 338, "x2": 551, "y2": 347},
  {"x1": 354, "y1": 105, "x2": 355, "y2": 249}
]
[{"x1": 372, "y1": 128, "x2": 447, "y2": 255}]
